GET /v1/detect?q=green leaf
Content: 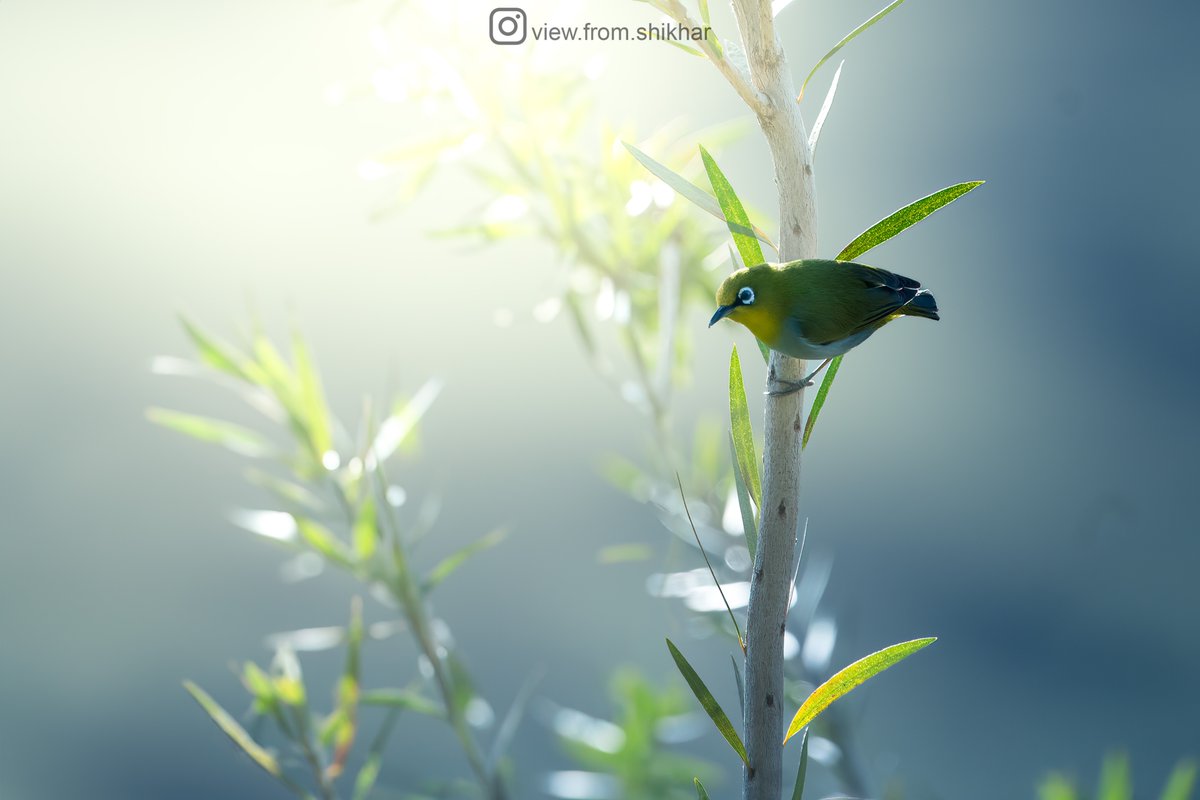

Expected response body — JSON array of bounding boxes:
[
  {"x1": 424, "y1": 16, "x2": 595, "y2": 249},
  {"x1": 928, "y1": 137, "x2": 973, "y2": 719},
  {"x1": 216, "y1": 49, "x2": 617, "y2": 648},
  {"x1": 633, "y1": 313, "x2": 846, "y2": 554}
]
[
  {"x1": 623, "y1": 142, "x2": 777, "y2": 253},
  {"x1": 698, "y1": 0, "x2": 712, "y2": 27},
  {"x1": 352, "y1": 711, "x2": 400, "y2": 800},
  {"x1": 837, "y1": 181, "x2": 985, "y2": 262},
  {"x1": 665, "y1": 39, "x2": 705, "y2": 57},
  {"x1": 784, "y1": 637, "x2": 935, "y2": 744},
  {"x1": 757, "y1": 339, "x2": 771, "y2": 364},
  {"x1": 801, "y1": 354, "x2": 843, "y2": 450},
  {"x1": 147, "y1": 408, "x2": 271, "y2": 457},
  {"x1": 291, "y1": 330, "x2": 333, "y2": 458},
  {"x1": 730, "y1": 654, "x2": 745, "y2": 717},
  {"x1": 294, "y1": 516, "x2": 353, "y2": 568},
  {"x1": 179, "y1": 317, "x2": 257, "y2": 383},
  {"x1": 665, "y1": 638, "x2": 748, "y2": 766},
  {"x1": 360, "y1": 688, "x2": 445, "y2": 718},
  {"x1": 695, "y1": 777, "x2": 711, "y2": 800},
  {"x1": 244, "y1": 468, "x2": 323, "y2": 511},
  {"x1": 353, "y1": 497, "x2": 378, "y2": 560},
  {"x1": 1099, "y1": 753, "x2": 1132, "y2": 800},
  {"x1": 728, "y1": 347, "x2": 761, "y2": 509},
  {"x1": 422, "y1": 528, "x2": 508, "y2": 594},
  {"x1": 1161, "y1": 759, "x2": 1198, "y2": 800},
  {"x1": 798, "y1": 0, "x2": 909, "y2": 102},
  {"x1": 729, "y1": 434, "x2": 757, "y2": 562},
  {"x1": 791, "y1": 730, "x2": 809, "y2": 800},
  {"x1": 328, "y1": 597, "x2": 364, "y2": 778},
  {"x1": 701, "y1": 145, "x2": 765, "y2": 268},
  {"x1": 184, "y1": 680, "x2": 280, "y2": 777},
  {"x1": 1038, "y1": 774, "x2": 1078, "y2": 800}
]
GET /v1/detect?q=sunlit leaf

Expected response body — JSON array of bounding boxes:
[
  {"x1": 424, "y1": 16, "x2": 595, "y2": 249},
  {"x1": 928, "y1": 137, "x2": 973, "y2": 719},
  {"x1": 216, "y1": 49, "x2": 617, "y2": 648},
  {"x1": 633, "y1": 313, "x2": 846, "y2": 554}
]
[
  {"x1": 808, "y1": 60, "x2": 843, "y2": 158},
  {"x1": 1161, "y1": 760, "x2": 1198, "y2": 800},
  {"x1": 728, "y1": 347, "x2": 762, "y2": 511},
  {"x1": 797, "y1": 0, "x2": 909, "y2": 102},
  {"x1": 241, "y1": 662, "x2": 277, "y2": 715},
  {"x1": 291, "y1": 330, "x2": 333, "y2": 457},
  {"x1": 784, "y1": 637, "x2": 935, "y2": 744},
  {"x1": 294, "y1": 516, "x2": 353, "y2": 568},
  {"x1": 729, "y1": 435, "x2": 756, "y2": 562},
  {"x1": 698, "y1": 0, "x2": 712, "y2": 27},
  {"x1": 803, "y1": 181, "x2": 984, "y2": 447},
  {"x1": 244, "y1": 468, "x2": 323, "y2": 511},
  {"x1": 801, "y1": 354, "x2": 842, "y2": 450},
  {"x1": 695, "y1": 777, "x2": 711, "y2": 799},
  {"x1": 179, "y1": 317, "x2": 257, "y2": 383},
  {"x1": 701, "y1": 145, "x2": 765, "y2": 268},
  {"x1": 665, "y1": 39, "x2": 705, "y2": 57},
  {"x1": 791, "y1": 730, "x2": 809, "y2": 800},
  {"x1": 422, "y1": 528, "x2": 508, "y2": 594},
  {"x1": 353, "y1": 497, "x2": 378, "y2": 560},
  {"x1": 665, "y1": 638, "x2": 748, "y2": 766},
  {"x1": 183, "y1": 681, "x2": 280, "y2": 777},
  {"x1": 360, "y1": 688, "x2": 445, "y2": 718},
  {"x1": 368, "y1": 379, "x2": 443, "y2": 468},
  {"x1": 623, "y1": 142, "x2": 776, "y2": 253},
  {"x1": 757, "y1": 339, "x2": 771, "y2": 363},
  {"x1": 837, "y1": 181, "x2": 985, "y2": 262},
  {"x1": 147, "y1": 408, "x2": 271, "y2": 457}
]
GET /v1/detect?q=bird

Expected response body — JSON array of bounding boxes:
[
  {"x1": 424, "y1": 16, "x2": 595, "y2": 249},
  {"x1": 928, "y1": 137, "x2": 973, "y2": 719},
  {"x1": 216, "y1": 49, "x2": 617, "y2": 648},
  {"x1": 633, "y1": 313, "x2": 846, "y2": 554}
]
[{"x1": 708, "y1": 259, "x2": 939, "y2": 394}]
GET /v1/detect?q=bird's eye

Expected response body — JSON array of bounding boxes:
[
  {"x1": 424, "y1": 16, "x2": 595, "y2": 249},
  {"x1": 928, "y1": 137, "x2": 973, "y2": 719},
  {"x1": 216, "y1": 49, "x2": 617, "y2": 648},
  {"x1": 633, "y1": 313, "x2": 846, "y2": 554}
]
[{"x1": 737, "y1": 287, "x2": 755, "y2": 305}]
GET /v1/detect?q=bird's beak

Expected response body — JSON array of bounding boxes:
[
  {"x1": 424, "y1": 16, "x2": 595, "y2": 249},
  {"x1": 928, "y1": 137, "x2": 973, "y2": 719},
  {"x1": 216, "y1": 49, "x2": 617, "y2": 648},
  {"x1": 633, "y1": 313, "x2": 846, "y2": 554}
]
[{"x1": 709, "y1": 304, "x2": 736, "y2": 327}]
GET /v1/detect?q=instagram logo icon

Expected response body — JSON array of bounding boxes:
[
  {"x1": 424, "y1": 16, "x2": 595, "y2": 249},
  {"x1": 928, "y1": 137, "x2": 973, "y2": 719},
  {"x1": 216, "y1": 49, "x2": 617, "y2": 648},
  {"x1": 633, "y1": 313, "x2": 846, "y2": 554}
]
[{"x1": 489, "y1": 8, "x2": 527, "y2": 45}]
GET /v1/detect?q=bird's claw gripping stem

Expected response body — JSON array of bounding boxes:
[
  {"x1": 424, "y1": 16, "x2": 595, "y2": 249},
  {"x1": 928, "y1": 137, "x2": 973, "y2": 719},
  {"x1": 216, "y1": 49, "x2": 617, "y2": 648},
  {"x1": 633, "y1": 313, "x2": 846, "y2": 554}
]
[{"x1": 765, "y1": 358, "x2": 833, "y2": 397}]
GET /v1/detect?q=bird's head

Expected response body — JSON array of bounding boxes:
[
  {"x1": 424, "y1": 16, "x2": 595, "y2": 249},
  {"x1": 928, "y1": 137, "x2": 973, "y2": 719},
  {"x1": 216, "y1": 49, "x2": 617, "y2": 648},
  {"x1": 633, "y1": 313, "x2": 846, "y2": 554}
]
[{"x1": 709, "y1": 264, "x2": 781, "y2": 331}]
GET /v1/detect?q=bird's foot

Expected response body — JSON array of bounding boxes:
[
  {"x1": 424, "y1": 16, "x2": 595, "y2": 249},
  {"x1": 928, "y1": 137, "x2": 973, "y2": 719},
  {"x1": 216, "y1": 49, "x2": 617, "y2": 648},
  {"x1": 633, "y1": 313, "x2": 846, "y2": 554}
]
[{"x1": 766, "y1": 378, "x2": 813, "y2": 396}]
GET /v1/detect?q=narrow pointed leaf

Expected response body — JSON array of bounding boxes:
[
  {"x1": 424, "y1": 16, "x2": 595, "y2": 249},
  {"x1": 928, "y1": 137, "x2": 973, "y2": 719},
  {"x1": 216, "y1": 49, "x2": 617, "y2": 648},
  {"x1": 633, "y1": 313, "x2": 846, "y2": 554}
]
[
  {"x1": 695, "y1": 778, "x2": 711, "y2": 799},
  {"x1": 798, "y1": 0, "x2": 908, "y2": 102},
  {"x1": 184, "y1": 681, "x2": 280, "y2": 777},
  {"x1": 148, "y1": 408, "x2": 271, "y2": 457},
  {"x1": 291, "y1": 331, "x2": 333, "y2": 457},
  {"x1": 179, "y1": 318, "x2": 257, "y2": 382},
  {"x1": 294, "y1": 516, "x2": 354, "y2": 568},
  {"x1": 353, "y1": 497, "x2": 378, "y2": 560},
  {"x1": 784, "y1": 637, "x2": 936, "y2": 744},
  {"x1": 1099, "y1": 753, "x2": 1132, "y2": 800},
  {"x1": 623, "y1": 142, "x2": 777, "y2": 252},
  {"x1": 360, "y1": 688, "x2": 445, "y2": 718},
  {"x1": 698, "y1": 0, "x2": 712, "y2": 27},
  {"x1": 328, "y1": 597, "x2": 364, "y2": 779},
  {"x1": 422, "y1": 528, "x2": 508, "y2": 593},
  {"x1": 664, "y1": 39, "x2": 705, "y2": 57},
  {"x1": 757, "y1": 339, "x2": 771, "y2": 363},
  {"x1": 488, "y1": 666, "x2": 545, "y2": 770},
  {"x1": 808, "y1": 61, "x2": 844, "y2": 158},
  {"x1": 666, "y1": 638, "x2": 748, "y2": 766},
  {"x1": 730, "y1": 654, "x2": 745, "y2": 717},
  {"x1": 352, "y1": 711, "x2": 399, "y2": 800},
  {"x1": 701, "y1": 146, "x2": 766, "y2": 268},
  {"x1": 791, "y1": 730, "x2": 809, "y2": 800},
  {"x1": 729, "y1": 435, "x2": 757, "y2": 561},
  {"x1": 1161, "y1": 760, "x2": 1198, "y2": 800},
  {"x1": 728, "y1": 347, "x2": 761, "y2": 509},
  {"x1": 837, "y1": 181, "x2": 984, "y2": 261},
  {"x1": 801, "y1": 354, "x2": 842, "y2": 449}
]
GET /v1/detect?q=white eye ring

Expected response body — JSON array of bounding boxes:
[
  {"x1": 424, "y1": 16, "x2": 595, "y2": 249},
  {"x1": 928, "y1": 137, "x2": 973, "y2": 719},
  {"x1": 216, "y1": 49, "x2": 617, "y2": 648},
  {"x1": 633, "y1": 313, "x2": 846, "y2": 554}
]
[{"x1": 737, "y1": 287, "x2": 755, "y2": 305}]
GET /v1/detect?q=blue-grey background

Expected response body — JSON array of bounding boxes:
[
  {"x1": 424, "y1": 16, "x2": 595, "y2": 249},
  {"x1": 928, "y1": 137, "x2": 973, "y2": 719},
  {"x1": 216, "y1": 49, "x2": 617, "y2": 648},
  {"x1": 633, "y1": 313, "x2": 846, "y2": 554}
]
[{"x1": 1, "y1": 0, "x2": 1197, "y2": 798}]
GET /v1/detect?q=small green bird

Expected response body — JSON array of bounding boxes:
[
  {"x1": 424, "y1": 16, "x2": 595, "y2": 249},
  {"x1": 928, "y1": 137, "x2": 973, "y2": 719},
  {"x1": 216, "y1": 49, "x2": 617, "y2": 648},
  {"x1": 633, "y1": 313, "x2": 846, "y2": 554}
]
[{"x1": 708, "y1": 259, "x2": 939, "y2": 392}]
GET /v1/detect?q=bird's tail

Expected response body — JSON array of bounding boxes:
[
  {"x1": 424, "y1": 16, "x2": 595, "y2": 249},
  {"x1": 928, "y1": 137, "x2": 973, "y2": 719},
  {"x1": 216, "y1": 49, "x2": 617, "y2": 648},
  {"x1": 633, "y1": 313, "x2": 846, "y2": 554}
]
[{"x1": 901, "y1": 289, "x2": 940, "y2": 321}]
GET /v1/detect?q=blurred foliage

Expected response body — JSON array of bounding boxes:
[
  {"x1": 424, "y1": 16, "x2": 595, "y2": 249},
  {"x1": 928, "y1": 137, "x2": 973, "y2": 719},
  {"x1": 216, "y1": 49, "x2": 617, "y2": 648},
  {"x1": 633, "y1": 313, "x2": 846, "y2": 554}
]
[
  {"x1": 545, "y1": 669, "x2": 717, "y2": 800},
  {"x1": 154, "y1": 322, "x2": 515, "y2": 799},
  {"x1": 1038, "y1": 754, "x2": 1197, "y2": 800}
]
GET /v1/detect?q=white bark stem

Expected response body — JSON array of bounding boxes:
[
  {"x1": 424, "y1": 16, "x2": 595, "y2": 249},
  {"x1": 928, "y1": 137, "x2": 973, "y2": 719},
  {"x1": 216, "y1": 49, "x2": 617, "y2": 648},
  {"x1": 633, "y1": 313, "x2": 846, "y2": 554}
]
[{"x1": 729, "y1": 3, "x2": 817, "y2": 799}]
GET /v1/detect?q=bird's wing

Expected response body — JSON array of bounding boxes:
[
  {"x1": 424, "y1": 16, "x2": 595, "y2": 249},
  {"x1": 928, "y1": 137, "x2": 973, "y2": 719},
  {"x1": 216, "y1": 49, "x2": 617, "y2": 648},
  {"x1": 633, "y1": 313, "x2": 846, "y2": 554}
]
[{"x1": 788, "y1": 260, "x2": 922, "y2": 345}]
